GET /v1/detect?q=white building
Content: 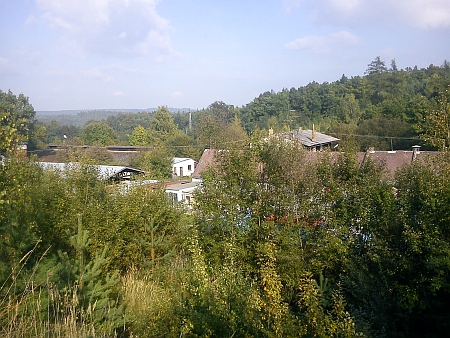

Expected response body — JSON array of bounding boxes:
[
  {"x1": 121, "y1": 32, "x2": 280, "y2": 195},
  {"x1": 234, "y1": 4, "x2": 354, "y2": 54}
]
[
  {"x1": 172, "y1": 157, "x2": 196, "y2": 177},
  {"x1": 165, "y1": 181, "x2": 199, "y2": 206}
]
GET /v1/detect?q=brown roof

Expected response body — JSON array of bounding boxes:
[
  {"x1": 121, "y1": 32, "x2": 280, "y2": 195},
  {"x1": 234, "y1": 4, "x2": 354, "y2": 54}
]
[
  {"x1": 192, "y1": 149, "x2": 217, "y2": 178},
  {"x1": 190, "y1": 147, "x2": 441, "y2": 181},
  {"x1": 359, "y1": 150, "x2": 439, "y2": 178}
]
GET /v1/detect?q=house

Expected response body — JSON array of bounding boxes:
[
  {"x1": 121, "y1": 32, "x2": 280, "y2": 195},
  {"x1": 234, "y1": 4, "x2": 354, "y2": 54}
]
[
  {"x1": 191, "y1": 145, "x2": 440, "y2": 182},
  {"x1": 165, "y1": 181, "x2": 200, "y2": 206},
  {"x1": 38, "y1": 162, "x2": 145, "y2": 181},
  {"x1": 359, "y1": 146, "x2": 439, "y2": 179},
  {"x1": 276, "y1": 127, "x2": 339, "y2": 151},
  {"x1": 172, "y1": 157, "x2": 196, "y2": 177}
]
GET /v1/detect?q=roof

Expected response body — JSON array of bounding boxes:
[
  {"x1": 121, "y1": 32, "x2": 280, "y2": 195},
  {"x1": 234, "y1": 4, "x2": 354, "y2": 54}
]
[
  {"x1": 360, "y1": 150, "x2": 439, "y2": 178},
  {"x1": 165, "y1": 182, "x2": 199, "y2": 192},
  {"x1": 190, "y1": 146, "x2": 442, "y2": 181},
  {"x1": 172, "y1": 157, "x2": 195, "y2": 165},
  {"x1": 38, "y1": 162, "x2": 145, "y2": 180},
  {"x1": 280, "y1": 129, "x2": 339, "y2": 148},
  {"x1": 192, "y1": 149, "x2": 217, "y2": 178}
]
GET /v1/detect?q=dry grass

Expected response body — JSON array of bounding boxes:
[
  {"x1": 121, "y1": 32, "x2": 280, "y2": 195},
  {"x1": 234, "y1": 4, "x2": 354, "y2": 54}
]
[
  {"x1": 1, "y1": 283, "x2": 119, "y2": 338},
  {"x1": 121, "y1": 268, "x2": 182, "y2": 337}
]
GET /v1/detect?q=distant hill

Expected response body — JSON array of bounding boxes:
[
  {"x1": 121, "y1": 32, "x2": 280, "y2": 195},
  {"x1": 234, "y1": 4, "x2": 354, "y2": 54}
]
[{"x1": 35, "y1": 108, "x2": 191, "y2": 126}]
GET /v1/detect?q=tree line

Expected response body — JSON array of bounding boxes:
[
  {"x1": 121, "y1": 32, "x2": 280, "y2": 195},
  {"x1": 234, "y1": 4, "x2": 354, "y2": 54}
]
[{"x1": 7, "y1": 57, "x2": 447, "y2": 160}]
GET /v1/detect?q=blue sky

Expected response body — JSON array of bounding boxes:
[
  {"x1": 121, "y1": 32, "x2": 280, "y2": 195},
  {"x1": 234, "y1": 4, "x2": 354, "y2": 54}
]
[{"x1": 1, "y1": 0, "x2": 450, "y2": 111}]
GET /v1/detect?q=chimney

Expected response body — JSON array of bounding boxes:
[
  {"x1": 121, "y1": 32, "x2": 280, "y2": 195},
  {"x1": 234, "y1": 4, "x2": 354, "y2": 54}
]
[
  {"x1": 312, "y1": 124, "x2": 316, "y2": 142},
  {"x1": 269, "y1": 128, "x2": 274, "y2": 137},
  {"x1": 412, "y1": 145, "x2": 421, "y2": 161}
]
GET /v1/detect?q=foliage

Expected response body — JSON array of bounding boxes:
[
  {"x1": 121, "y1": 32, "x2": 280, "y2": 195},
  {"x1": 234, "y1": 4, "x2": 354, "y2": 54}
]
[
  {"x1": 82, "y1": 121, "x2": 118, "y2": 146},
  {"x1": 196, "y1": 101, "x2": 248, "y2": 149},
  {"x1": 421, "y1": 85, "x2": 450, "y2": 150},
  {"x1": 5, "y1": 60, "x2": 450, "y2": 337},
  {"x1": 130, "y1": 148, "x2": 173, "y2": 179},
  {"x1": 238, "y1": 59, "x2": 450, "y2": 151},
  {"x1": 148, "y1": 106, "x2": 178, "y2": 145},
  {"x1": 0, "y1": 156, "x2": 42, "y2": 286},
  {"x1": 356, "y1": 117, "x2": 417, "y2": 151},
  {"x1": 129, "y1": 124, "x2": 149, "y2": 146},
  {"x1": 0, "y1": 90, "x2": 35, "y2": 153},
  {"x1": 366, "y1": 56, "x2": 389, "y2": 75}
]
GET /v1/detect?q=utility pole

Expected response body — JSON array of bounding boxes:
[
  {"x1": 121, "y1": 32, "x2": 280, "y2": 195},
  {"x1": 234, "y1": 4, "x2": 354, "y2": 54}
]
[{"x1": 189, "y1": 109, "x2": 192, "y2": 131}]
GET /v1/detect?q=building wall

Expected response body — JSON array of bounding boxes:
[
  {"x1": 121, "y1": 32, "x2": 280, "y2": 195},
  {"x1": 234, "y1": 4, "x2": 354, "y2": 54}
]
[{"x1": 172, "y1": 159, "x2": 196, "y2": 177}]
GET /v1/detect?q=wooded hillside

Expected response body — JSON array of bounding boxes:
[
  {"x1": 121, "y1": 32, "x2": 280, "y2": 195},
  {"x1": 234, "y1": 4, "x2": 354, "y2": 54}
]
[{"x1": 28, "y1": 57, "x2": 450, "y2": 155}]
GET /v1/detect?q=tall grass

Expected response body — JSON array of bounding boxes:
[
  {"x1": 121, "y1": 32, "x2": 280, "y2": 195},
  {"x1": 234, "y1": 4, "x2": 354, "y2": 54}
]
[{"x1": 0, "y1": 250, "x2": 122, "y2": 338}]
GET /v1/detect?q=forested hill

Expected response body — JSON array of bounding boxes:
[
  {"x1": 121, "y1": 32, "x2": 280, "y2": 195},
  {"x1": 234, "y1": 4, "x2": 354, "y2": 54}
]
[
  {"x1": 28, "y1": 57, "x2": 450, "y2": 152},
  {"x1": 36, "y1": 108, "x2": 190, "y2": 126},
  {"x1": 238, "y1": 57, "x2": 450, "y2": 150}
]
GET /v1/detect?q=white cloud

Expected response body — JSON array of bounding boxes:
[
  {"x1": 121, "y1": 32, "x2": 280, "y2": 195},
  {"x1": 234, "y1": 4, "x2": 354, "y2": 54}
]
[
  {"x1": 287, "y1": 0, "x2": 450, "y2": 30},
  {"x1": 401, "y1": 0, "x2": 450, "y2": 29},
  {"x1": 112, "y1": 90, "x2": 125, "y2": 96},
  {"x1": 34, "y1": 0, "x2": 175, "y2": 59},
  {"x1": 285, "y1": 31, "x2": 360, "y2": 53},
  {"x1": 285, "y1": 35, "x2": 329, "y2": 53},
  {"x1": 172, "y1": 91, "x2": 183, "y2": 98}
]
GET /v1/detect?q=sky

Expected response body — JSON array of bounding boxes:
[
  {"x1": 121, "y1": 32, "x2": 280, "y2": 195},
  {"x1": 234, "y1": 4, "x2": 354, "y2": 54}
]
[{"x1": 1, "y1": 0, "x2": 450, "y2": 111}]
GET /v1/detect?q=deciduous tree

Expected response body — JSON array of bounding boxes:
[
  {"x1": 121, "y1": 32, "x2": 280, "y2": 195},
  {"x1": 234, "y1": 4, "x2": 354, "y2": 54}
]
[{"x1": 0, "y1": 90, "x2": 35, "y2": 153}]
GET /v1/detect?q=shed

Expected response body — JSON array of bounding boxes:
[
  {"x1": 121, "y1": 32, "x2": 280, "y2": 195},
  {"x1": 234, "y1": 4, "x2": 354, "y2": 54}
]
[
  {"x1": 165, "y1": 181, "x2": 199, "y2": 205},
  {"x1": 172, "y1": 157, "x2": 196, "y2": 177},
  {"x1": 38, "y1": 162, "x2": 145, "y2": 181}
]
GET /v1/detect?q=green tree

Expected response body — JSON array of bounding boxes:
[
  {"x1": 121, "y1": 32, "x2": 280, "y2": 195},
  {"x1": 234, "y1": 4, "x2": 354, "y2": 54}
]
[
  {"x1": 82, "y1": 121, "x2": 118, "y2": 146},
  {"x1": 129, "y1": 124, "x2": 150, "y2": 146},
  {"x1": 421, "y1": 86, "x2": 450, "y2": 149},
  {"x1": 47, "y1": 214, "x2": 124, "y2": 335},
  {"x1": 366, "y1": 56, "x2": 388, "y2": 75},
  {"x1": 390, "y1": 58, "x2": 398, "y2": 73},
  {"x1": 164, "y1": 129, "x2": 197, "y2": 158},
  {"x1": 197, "y1": 101, "x2": 246, "y2": 149},
  {"x1": 337, "y1": 93, "x2": 362, "y2": 124},
  {"x1": 131, "y1": 148, "x2": 172, "y2": 179},
  {"x1": 0, "y1": 157, "x2": 41, "y2": 286},
  {"x1": 0, "y1": 90, "x2": 35, "y2": 153},
  {"x1": 148, "y1": 106, "x2": 177, "y2": 145},
  {"x1": 357, "y1": 117, "x2": 417, "y2": 151}
]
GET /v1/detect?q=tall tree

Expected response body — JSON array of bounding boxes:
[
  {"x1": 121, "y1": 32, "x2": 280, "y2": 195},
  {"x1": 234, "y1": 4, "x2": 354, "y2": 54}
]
[
  {"x1": 390, "y1": 58, "x2": 398, "y2": 73},
  {"x1": 0, "y1": 90, "x2": 35, "y2": 153},
  {"x1": 82, "y1": 121, "x2": 118, "y2": 146},
  {"x1": 197, "y1": 101, "x2": 246, "y2": 149},
  {"x1": 366, "y1": 56, "x2": 388, "y2": 75},
  {"x1": 129, "y1": 124, "x2": 150, "y2": 146},
  {"x1": 148, "y1": 106, "x2": 177, "y2": 145},
  {"x1": 421, "y1": 86, "x2": 450, "y2": 149}
]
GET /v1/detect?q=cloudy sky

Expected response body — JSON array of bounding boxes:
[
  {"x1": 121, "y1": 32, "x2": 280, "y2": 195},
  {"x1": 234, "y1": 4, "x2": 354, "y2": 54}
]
[{"x1": 1, "y1": 0, "x2": 450, "y2": 111}]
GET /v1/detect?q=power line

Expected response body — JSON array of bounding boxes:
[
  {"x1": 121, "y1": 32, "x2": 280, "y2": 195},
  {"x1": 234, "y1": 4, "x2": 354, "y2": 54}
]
[{"x1": 327, "y1": 133, "x2": 424, "y2": 141}]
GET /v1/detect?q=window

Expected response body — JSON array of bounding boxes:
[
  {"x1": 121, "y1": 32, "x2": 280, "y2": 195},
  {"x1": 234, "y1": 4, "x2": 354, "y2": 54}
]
[{"x1": 188, "y1": 165, "x2": 192, "y2": 171}]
